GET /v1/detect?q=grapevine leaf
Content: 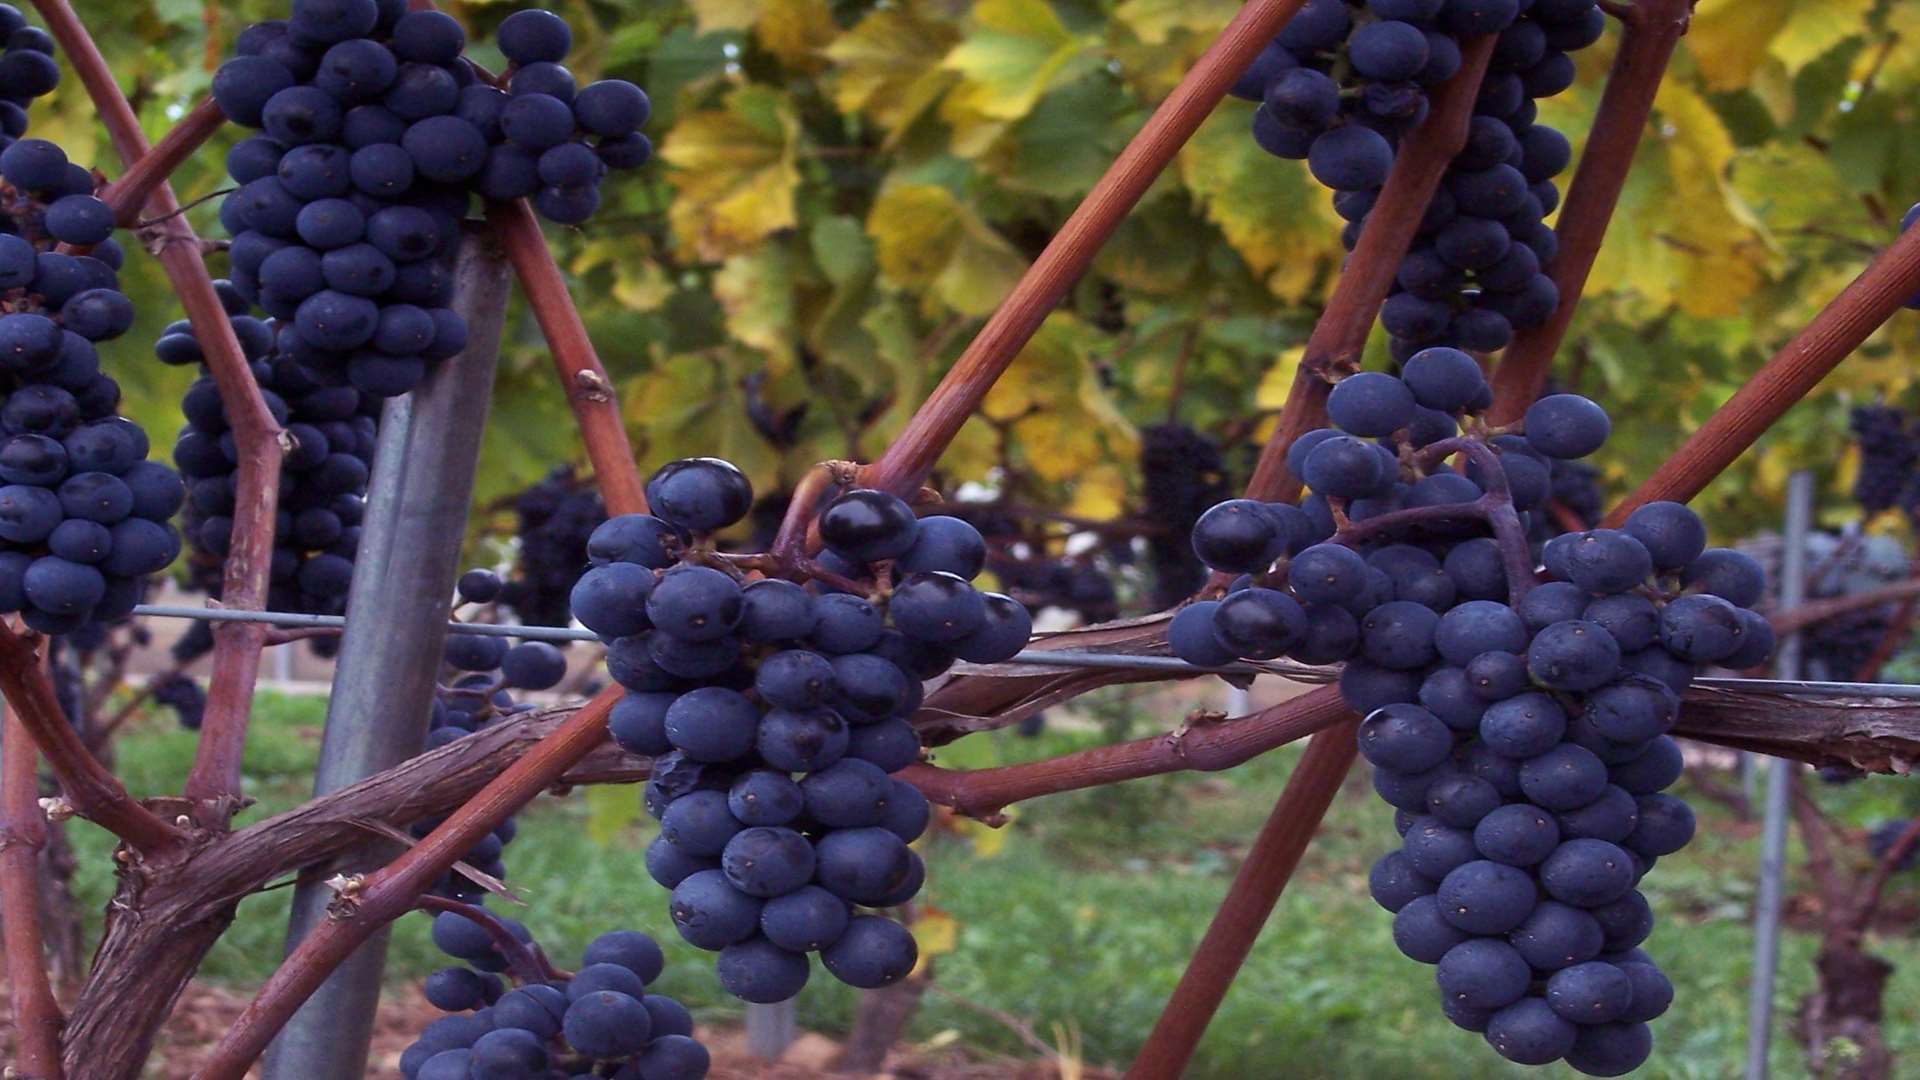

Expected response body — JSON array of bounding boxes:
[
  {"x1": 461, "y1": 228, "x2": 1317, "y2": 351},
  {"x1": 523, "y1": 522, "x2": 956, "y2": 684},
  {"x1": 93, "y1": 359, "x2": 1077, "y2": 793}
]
[
  {"x1": 714, "y1": 243, "x2": 804, "y2": 375},
  {"x1": 867, "y1": 183, "x2": 1029, "y2": 316},
  {"x1": 1687, "y1": 0, "x2": 1793, "y2": 92},
  {"x1": 1112, "y1": 0, "x2": 1239, "y2": 46},
  {"x1": 1176, "y1": 104, "x2": 1341, "y2": 302},
  {"x1": 660, "y1": 85, "x2": 804, "y2": 260},
  {"x1": 910, "y1": 906, "x2": 960, "y2": 961},
  {"x1": 824, "y1": 4, "x2": 962, "y2": 138}
]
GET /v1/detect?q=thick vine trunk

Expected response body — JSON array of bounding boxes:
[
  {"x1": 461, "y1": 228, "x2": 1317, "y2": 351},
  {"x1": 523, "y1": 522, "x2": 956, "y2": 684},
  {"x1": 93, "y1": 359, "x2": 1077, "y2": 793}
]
[
  {"x1": 55, "y1": 829, "x2": 236, "y2": 1080},
  {"x1": 1795, "y1": 941, "x2": 1894, "y2": 1079},
  {"x1": 833, "y1": 975, "x2": 931, "y2": 1073}
]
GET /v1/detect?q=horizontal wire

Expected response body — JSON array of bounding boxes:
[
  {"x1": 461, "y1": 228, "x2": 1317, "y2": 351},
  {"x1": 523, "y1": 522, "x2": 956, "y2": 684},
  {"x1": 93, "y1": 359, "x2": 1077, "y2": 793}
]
[{"x1": 127, "y1": 604, "x2": 1920, "y2": 699}]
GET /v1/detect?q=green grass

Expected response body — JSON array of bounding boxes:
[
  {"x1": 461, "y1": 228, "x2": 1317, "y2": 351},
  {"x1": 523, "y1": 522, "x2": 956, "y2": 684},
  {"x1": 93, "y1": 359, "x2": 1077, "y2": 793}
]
[{"x1": 56, "y1": 691, "x2": 1920, "y2": 1077}]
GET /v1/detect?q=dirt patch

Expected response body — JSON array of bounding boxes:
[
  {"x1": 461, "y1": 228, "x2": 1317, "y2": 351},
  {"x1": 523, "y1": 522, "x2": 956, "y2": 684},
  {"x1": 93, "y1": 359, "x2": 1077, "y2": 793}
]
[{"x1": 5, "y1": 982, "x2": 1107, "y2": 1079}]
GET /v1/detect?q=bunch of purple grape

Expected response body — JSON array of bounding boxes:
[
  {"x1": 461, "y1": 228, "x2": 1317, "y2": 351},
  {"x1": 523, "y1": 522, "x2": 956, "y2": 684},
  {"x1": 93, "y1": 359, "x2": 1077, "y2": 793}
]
[
  {"x1": 567, "y1": 457, "x2": 1031, "y2": 1003},
  {"x1": 1232, "y1": 0, "x2": 1604, "y2": 358},
  {"x1": 0, "y1": 33, "x2": 184, "y2": 635},
  {"x1": 163, "y1": 281, "x2": 376, "y2": 621},
  {"x1": 1848, "y1": 405, "x2": 1917, "y2": 514},
  {"x1": 1170, "y1": 346, "x2": 1771, "y2": 1074},
  {"x1": 496, "y1": 467, "x2": 607, "y2": 628},
  {"x1": 0, "y1": 3, "x2": 61, "y2": 141},
  {"x1": 405, "y1": 573, "x2": 575, "y2": 901},
  {"x1": 211, "y1": 1, "x2": 652, "y2": 400},
  {"x1": 404, "y1": 924, "x2": 709, "y2": 1079}
]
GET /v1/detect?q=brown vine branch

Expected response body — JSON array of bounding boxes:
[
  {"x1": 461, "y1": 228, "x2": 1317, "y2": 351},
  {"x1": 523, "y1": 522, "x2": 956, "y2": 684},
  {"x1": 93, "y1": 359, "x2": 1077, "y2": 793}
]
[
  {"x1": 859, "y1": 0, "x2": 1312, "y2": 497},
  {"x1": 1769, "y1": 578, "x2": 1920, "y2": 637},
  {"x1": 1849, "y1": 815, "x2": 1920, "y2": 938},
  {"x1": 1487, "y1": 0, "x2": 1695, "y2": 421},
  {"x1": 1603, "y1": 220, "x2": 1920, "y2": 526},
  {"x1": 2, "y1": 704, "x2": 64, "y2": 1080},
  {"x1": 1125, "y1": 720, "x2": 1360, "y2": 1079},
  {"x1": 1244, "y1": 35, "x2": 1499, "y2": 503},
  {"x1": 0, "y1": 626, "x2": 180, "y2": 851},
  {"x1": 30, "y1": 0, "x2": 288, "y2": 813},
  {"x1": 99, "y1": 97, "x2": 225, "y2": 227},
  {"x1": 190, "y1": 687, "x2": 623, "y2": 1079},
  {"x1": 903, "y1": 685, "x2": 1350, "y2": 821},
  {"x1": 487, "y1": 199, "x2": 649, "y2": 516}
]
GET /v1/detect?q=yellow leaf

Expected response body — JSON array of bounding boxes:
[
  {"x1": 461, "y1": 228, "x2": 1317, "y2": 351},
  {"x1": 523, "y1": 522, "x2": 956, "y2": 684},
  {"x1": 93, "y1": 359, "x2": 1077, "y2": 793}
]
[
  {"x1": 713, "y1": 245, "x2": 800, "y2": 375},
  {"x1": 1113, "y1": 0, "x2": 1238, "y2": 46},
  {"x1": 948, "y1": 812, "x2": 1013, "y2": 858},
  {"x1": 1770, "y1": 0, "x2": 1876, "y2": 72},
  {"x1": 623, "y1": 355, "x2": 784, "y2": 485},
  {"x1": 1177, "y1": 104, "x2": 1341, "y2": 302},
  {"x1": 660, "y1": 86, "x2": 804, "y2": 261},
  {"x1": 825, "y1": 4, "x2": 963, "y2": 135},
  {"x1": 757, "y1": 0, "x2": 838, "y2": 71},
  {"x1": 569, "y1": 239, "x2": 672, "y2": 311},
  {"x1": 1065, "y1": 462, "x2": 1130, "y2": 519},
  {"x1": 980, "y1": 315, "x2": 1139, "y2": 482},
  {"x1": 1687, "y1": 0, "x2": 1792, "y2": 91},
  {"x1": 1587, "y1": 83, "x2": 1773, "y2": 318},
  {"x1": 690, "y1": 0, "x2": 762, "y2": 33},
  {"x1": 867, "y1": 184, "x2": 1029, "y2": 316},
  {"x1": 910, "y1": 907, "x2": 959, "y2": 957},
  {"x1": 940, "y1": 0, "x2": 1092, "y2": 128},
  {"x1": 1256, "y1": 345, "x2": 1305, "y2": 409}
]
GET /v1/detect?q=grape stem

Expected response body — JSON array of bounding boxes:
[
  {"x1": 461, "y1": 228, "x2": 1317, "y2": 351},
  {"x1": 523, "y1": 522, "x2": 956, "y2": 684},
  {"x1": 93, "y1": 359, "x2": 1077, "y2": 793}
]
[
  {"x1": 30, "y1": 0, "x2": 290, "y2": 820},
  {"x1": 858, "y1": 0, "x2": 1315, "y2": 498},
  {"x1": 1328, "y1": 436, "x2": 1539, "y2": 601},
  {"x1": 412, "y1": 893, "x2": 565, "y2": 985},
  {"x1": 189, "y1": 687, "x2": 624, "y2": 1080},
  {"x1": 769, "y1": 459, "x2": 858, "y2": 567},
  {"x1": 902, "y1": 685, "x2": 1350, "y2": 821},
  {"x1": 2, "y1": 703, "x2": 66, "y2": 1080}
]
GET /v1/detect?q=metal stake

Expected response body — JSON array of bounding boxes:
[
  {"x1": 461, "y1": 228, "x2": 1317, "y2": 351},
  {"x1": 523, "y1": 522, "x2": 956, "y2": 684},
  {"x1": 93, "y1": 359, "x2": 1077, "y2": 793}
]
[
  {"x1": 1746, "y1": 469, "x2": 1813, "y2": 1080},
  {"x1": 262, "y1": 232, "x2": 512, "y2": 1080},
  {"x1": 745, "y1": 997, "x2": 796, "y2": 1060}
]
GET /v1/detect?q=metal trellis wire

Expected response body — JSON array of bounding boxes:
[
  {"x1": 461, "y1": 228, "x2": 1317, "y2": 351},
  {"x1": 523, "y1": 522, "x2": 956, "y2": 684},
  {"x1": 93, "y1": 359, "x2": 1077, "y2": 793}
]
[{"x1": 128, "y1": 603, "x2": 1920, "y2": 700}]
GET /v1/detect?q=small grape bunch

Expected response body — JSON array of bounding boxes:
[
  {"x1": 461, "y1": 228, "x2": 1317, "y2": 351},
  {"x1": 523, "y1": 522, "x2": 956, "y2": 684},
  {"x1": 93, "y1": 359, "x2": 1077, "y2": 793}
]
[
  {"x1": 0, "y1": 129, "x2": 184, "y2": 635},
  {"x1": 412, "y1": 578, "x2": 574, "y2": 902},
  {"x1": 404, "y1": 922, "x2": 710, "y2": 1079},
  {"x1": 164, "y1": 281, "x2": 376, "y2": 623},
  {"x1": 568, "y1": 457, "x2": 1032, "y2": 1003}
]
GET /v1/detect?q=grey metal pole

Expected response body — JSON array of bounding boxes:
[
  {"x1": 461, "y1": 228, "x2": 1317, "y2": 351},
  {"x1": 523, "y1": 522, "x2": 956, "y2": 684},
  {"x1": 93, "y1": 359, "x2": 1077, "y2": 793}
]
[
  {"x1": 1745, "y1": 469, "x2": 1815, "y2": 1080},
  {"x1": 746, "y1": 998, "x2": 797, "y2": 1060},
  {"x1": 262, "y1": 231, "x2": 512, "y2": 1080}
]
